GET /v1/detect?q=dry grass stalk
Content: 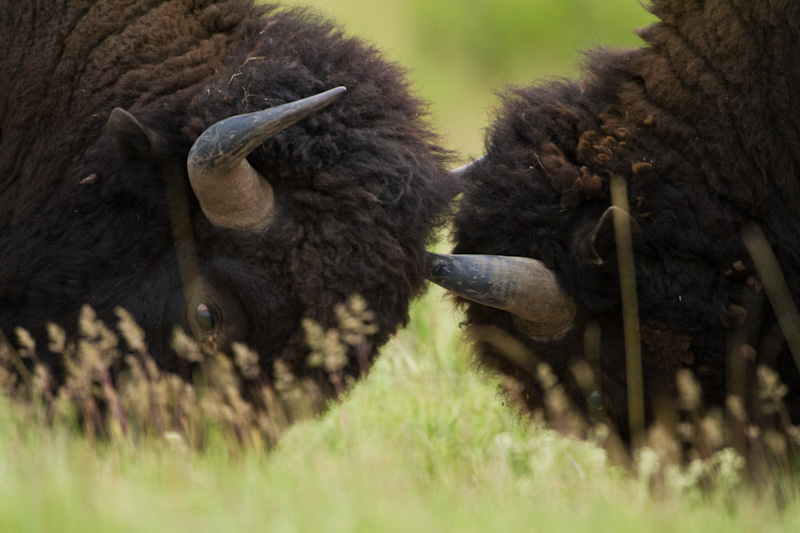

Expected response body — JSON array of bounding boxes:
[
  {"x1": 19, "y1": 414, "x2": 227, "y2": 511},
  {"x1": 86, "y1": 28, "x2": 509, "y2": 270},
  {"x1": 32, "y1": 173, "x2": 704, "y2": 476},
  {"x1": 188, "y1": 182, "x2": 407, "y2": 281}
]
[{"x1": 0, "y1": 296, "x2": 377, "y2": 453}]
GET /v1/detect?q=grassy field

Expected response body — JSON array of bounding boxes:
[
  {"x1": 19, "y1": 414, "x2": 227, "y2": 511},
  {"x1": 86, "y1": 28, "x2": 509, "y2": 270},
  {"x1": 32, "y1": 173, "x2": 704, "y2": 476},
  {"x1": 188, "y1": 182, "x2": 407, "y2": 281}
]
[
  {"x1": 3, "y1": 0, "x2": 800, "y2": 531},
  {"x1": 3, "y1": 291, "x2": 799, "y2": 531}
]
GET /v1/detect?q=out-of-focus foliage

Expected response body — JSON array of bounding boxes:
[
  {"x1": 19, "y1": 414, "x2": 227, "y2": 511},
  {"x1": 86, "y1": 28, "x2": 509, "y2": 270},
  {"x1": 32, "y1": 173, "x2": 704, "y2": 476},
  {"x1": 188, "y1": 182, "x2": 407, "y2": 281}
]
[{"x1": 282, "y1": 0, "x2": 655, "y2": 159}]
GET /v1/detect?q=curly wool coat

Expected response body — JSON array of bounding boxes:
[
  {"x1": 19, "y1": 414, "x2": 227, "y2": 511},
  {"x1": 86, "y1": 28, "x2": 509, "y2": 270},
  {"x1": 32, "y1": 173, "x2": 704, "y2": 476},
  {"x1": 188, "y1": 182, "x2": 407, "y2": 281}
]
[
  {"x1": 453, "y1": 0, "x2": 800, "y2": 435},
  {"x1": 0, "y1": 1, "x2": 456, "y2": 404}
]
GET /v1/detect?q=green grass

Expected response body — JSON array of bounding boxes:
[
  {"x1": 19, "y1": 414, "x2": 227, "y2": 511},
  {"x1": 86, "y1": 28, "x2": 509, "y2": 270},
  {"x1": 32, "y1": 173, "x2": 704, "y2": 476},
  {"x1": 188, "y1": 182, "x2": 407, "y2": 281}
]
[
  {"x1": 2, "y1": 290, "x2": 800, "y2": 531},
  {"x1": 3, "y1": 1, "x2": 800, "y2": 531}
]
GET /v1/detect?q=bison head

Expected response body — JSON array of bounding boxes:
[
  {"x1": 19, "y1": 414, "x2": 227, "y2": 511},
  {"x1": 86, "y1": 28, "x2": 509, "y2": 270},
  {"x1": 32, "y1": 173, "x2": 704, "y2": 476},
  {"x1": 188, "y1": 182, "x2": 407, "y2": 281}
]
[
  {"x1": 428, "y1": 0, "x2": 800, "y2": 442},
  {"x1": 0, "y1": 1, "x2": 458, "y2": 411}
]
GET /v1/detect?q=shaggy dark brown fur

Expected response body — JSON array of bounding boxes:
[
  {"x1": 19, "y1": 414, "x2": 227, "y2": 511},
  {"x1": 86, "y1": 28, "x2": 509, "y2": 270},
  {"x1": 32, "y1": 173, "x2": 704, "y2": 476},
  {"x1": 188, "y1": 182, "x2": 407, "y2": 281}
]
[
  {"x1": 452, "y1": 0, "x2": 800, "y2": 438},
  {"x1": 0, "y1": 1, "x2": 457, "y2": 406}
]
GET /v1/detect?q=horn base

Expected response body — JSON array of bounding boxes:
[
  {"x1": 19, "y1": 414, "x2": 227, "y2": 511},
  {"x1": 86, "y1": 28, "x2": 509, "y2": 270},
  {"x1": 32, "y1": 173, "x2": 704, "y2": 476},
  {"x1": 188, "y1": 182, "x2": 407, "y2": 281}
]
[{"x1": 191, "y1": 160, "x2": 276, "y2": 232}]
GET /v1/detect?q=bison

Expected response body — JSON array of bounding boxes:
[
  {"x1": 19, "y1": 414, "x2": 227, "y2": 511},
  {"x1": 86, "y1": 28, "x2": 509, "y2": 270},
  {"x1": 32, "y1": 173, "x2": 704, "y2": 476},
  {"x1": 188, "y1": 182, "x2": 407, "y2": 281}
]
[
  {"x1": 0, "y1": 0, "x2": 457, "y2": 408},
  {"x1": 429, "y1": 0, "x2": 800, "y2": 441}
]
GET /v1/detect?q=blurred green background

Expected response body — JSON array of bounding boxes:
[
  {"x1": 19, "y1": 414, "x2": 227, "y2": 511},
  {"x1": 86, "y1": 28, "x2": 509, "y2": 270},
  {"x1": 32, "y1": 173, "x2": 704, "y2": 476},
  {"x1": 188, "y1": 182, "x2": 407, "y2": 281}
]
[{"x1": 281, "y1": 0, "x2": 656, "y2": 163}]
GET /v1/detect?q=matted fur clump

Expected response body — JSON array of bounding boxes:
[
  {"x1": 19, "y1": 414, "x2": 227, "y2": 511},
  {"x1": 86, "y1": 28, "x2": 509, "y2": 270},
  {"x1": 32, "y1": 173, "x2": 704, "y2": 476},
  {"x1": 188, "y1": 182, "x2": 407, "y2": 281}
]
[
  {"x1": 0, "y1": 1, "x2": 457, "y2": 414},
  {"x1": 446, "y1": 0, "x2": 800, "y2": 439}
]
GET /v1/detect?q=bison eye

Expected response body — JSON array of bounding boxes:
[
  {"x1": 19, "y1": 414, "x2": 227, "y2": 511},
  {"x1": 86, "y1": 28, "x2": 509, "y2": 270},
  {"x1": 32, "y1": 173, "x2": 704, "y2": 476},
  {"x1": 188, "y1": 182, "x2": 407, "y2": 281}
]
[
  {"x1": 195, "y1": 303, "x2": 217, "y2": 333},
  {"x1": 587, "y1": 390, "x2": 604, "y2": 412}
]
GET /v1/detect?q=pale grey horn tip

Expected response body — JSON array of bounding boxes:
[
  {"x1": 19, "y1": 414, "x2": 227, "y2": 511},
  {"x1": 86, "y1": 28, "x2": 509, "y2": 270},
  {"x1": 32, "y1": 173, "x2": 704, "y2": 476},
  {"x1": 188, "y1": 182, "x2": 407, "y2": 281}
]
[
  {"x1": 450, "y1": 155, "x2": 485, "y2": 175},
  {"x1": 313, "y1": 86, "x2": 347, "y2": 104}
]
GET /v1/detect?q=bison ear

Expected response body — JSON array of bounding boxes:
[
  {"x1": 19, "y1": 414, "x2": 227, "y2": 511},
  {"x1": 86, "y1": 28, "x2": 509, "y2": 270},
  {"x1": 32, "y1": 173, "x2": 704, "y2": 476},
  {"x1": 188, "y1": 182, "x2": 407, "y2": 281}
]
[
  {"x1": 587, "y1": 206, "x2": 642, "y2": 265},
  {"x1": 108, "y1": 108, "x2": 158, "y2": 164}
]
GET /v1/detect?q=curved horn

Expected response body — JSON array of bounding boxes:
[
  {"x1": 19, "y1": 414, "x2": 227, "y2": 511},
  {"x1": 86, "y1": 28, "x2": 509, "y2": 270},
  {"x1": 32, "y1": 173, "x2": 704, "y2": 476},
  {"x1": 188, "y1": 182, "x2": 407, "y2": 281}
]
[
  {"x1": 428, "y1": 253, "x2": 578, "y2": 340},
  {"x1": 187, "y1": 86, "x2": 347, "y2": 231}
]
